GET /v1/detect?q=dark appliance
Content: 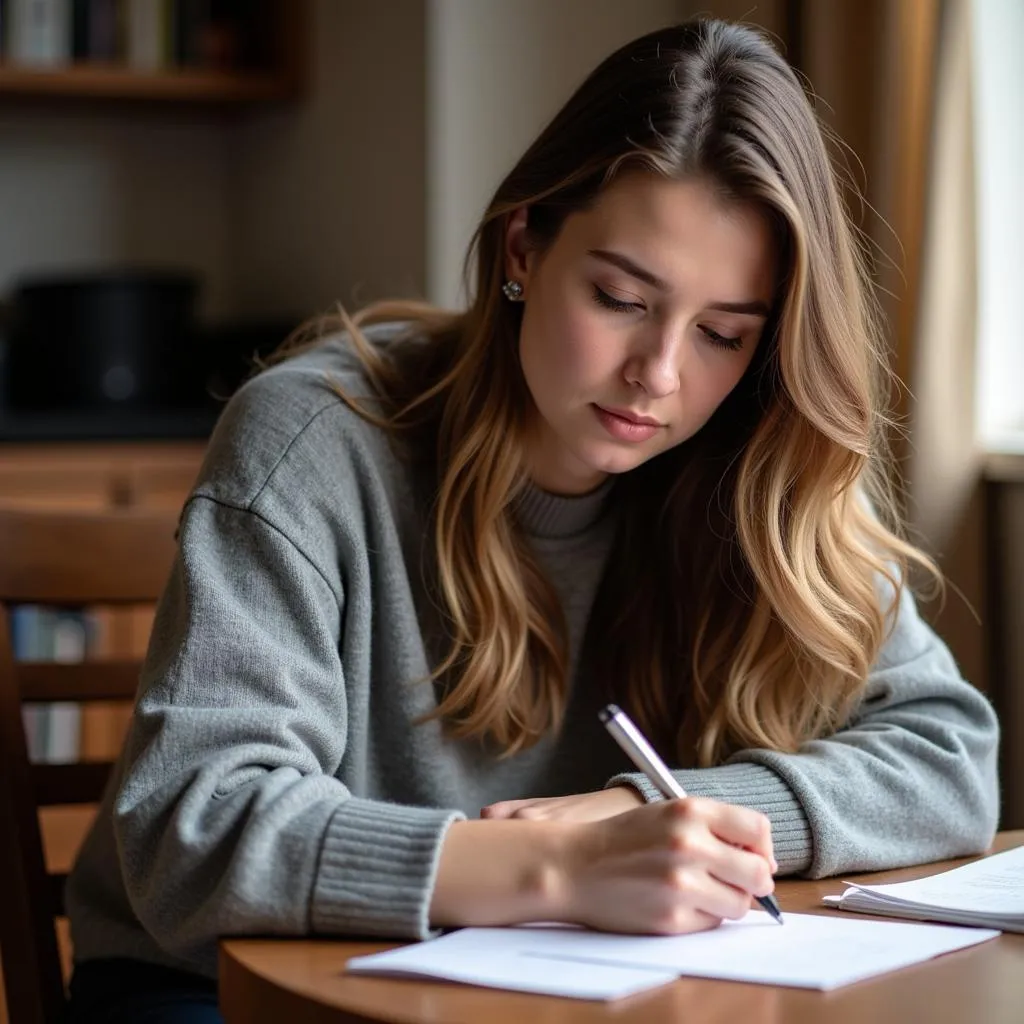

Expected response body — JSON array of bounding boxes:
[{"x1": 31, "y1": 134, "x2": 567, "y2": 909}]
[{"x1": 5, "y1": 270, "x2": 201, "y2": 412}]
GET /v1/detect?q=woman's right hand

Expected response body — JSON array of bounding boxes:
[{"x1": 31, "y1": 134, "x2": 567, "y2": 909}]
[{"x1": 557, "y1": 796, "x2": 777, "y2": 935}]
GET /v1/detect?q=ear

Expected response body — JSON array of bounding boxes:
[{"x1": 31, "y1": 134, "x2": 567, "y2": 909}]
[{"x1": 503, "y1": 207, "x2": 535, "y2": 289}]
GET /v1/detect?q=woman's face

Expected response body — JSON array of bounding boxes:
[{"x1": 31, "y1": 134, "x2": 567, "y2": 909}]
[{"x1": 506, "y1": 172, "x2": 777, "y2": 495}]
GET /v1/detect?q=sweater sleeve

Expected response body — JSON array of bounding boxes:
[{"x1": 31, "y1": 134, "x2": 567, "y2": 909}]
[
  {"x1": 608, "y1": 584, "x2": 1000, "y2": 878},
  {"x1": 113, "y1": 496, "x2": 463, "y2": 967}
]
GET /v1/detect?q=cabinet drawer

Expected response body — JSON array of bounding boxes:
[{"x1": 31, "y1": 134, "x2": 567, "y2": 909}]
[{"x1": 0, "y1": 442, "x2": 205, "y2": 510}]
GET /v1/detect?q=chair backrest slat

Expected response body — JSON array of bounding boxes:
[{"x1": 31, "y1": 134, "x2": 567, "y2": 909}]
[
  {"x1": 0, "y1": 506, "x2": 179, "y2": 1024},
  {"x1": 31, "y1": 762, "x2": 115, "y2": 806},
  {"x1": 48, "y1": 873, "x2": 68, "y2": 919},
  {"x1": 19, "y1": 661, "x2": 141, "y2": 703},
  {"x1": 0, "y1": 507, "x2": 178, "y2": 605}
]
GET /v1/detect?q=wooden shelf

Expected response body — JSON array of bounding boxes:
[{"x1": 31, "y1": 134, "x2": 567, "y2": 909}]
[
  {"x1": 986, "y1": 451, "x2": 1024, "y2": 484},
  {"x1": 0, "y1": 63, "x2": 299, "y2": 103}
]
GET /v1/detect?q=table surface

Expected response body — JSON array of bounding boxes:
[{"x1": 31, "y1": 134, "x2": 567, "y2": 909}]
[{"x1": 220, "y1": 831, "x2": 1024, "y2": 1024}]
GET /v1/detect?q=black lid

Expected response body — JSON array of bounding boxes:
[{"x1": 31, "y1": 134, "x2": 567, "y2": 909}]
[{"x1": 13, "y1": 267, "x2": 200, "y2": 296}]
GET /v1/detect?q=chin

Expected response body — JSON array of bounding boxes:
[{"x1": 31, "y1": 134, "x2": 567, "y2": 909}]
[{"x1": 577, "y1": 443, "x2": 652, "y2": 477}]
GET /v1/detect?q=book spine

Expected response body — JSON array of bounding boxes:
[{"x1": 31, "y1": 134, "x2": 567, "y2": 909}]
[
  {"x1": 6, "y1": 0, "x2": 72, "y2": 66},
  {"x1": 70, "y1": 0, "x2": 88, "y2": 60},
  {"x1": 12, "y1": 606, "x2": 87, "y2": 763},
  {"x1": 47, "y1": 611, "x2": 86, "y2": 763},
  {"x1": 12, "y1": 606, "x2": 47, "y2": 762},
  {"x1": 173, "y1": 0, "x2": 209, "y2": 68},
  {"x1": 126, "y1": 0, "x2": 164, "y2": 70},
  {"x1": 87, "y1": 0, "x2": 119, "y2": 61}
]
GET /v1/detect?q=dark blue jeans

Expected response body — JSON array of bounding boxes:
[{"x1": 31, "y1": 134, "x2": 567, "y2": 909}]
[{"x1": 67, "y1": 958, "x2": 221, "y2": 1024}]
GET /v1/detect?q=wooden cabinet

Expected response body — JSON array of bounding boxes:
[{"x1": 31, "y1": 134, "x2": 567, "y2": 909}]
[{"x1": 0, "y1": 441, "x2": 205, "y2": 510}]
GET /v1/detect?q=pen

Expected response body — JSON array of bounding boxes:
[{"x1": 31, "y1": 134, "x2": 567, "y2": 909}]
[{"x1": 599, "y1": 702, "x2": 784, "y2": 925}]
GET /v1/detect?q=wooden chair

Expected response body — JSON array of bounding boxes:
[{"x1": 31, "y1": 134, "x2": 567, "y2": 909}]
[{"x1": 0, "y1": 506, "x2": 179, "y2": 1024}]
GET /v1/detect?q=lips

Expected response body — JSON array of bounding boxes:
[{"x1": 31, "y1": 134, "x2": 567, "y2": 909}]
[
  {"x1": 596, "y1": 405, "x2": 664, "y2": 427},
  {"x1": 593, "y1": 404, "x2": 664, "y2": 443}
]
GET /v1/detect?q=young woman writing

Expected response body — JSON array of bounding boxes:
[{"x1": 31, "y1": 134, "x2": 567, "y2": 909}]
[{"x1": 66, "y1": 18, "x2": 998, "y2": 1022}]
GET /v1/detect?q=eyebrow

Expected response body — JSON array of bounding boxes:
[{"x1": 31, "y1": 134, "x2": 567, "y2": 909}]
[{"x1": 587, "y1": 248, "x2": 772, "y2": 318}]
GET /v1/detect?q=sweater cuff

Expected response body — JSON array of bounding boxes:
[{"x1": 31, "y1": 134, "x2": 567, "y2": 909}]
[
  {"x1": 606, "y1": 762, "x2": 813, "y2": 875},
  {"x1": 311, "y1": 797, "x2": 465, "y2": 940}
]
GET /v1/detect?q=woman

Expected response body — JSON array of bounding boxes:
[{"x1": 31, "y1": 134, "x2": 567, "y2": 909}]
[{"x1": 66, "y1": 18, "x2": 998, "y2": 1021}]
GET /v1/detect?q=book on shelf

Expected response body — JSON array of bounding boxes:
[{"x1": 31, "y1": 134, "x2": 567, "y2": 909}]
[
  {"x1": 2, "y1": 0, "x2": 264, "y2": 74},
  {"x1": 73, "y1": 0, "x2": 173, "y2": 69},
  {"x1": 126, "y1": 0, "x2": 169, "y2": 70},
  {"x1": 73, "y1": 0, "x2": 118, "y2": 62},
  {"x1": 12, "y1": 603, "x2": 92, "y2": 763},
  {"x1": 5, "y1": 0, "x2": 72, "y2": 67}
]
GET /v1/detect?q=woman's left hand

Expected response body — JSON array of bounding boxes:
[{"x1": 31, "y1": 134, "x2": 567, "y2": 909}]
[{"x1": 481, "y1": 786, "x2": 644, "y2": 823}]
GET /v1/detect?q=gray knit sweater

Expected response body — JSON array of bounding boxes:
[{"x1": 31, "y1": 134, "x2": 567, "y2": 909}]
[{"x1": 66, "y1": 330, "x2": 1000, "y2": 979}]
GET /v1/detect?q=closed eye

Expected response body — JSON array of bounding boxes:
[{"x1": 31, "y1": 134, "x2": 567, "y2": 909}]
[
  {"x1": 592, "y1": 284, "x2": 643, "y2": 313},
  {"x1": 700, "y1": 325, "x2": 743, "y2": 351}
]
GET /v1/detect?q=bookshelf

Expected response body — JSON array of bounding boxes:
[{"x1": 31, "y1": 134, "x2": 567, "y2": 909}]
[
  {"x1": 0, "y1": 0, "x2": 305, "y2": 105},
  {"x1": 0, "y1": 62, "x2": 298, "y2": 102}
]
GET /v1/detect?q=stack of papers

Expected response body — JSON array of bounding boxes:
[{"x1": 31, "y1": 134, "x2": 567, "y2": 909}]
[
  {"x1": 822, "y1": 844, "x2": 1024, "y2": 932},
  {"x1": 346, "y1": 911, "x2": 998, "y2": 1000}
]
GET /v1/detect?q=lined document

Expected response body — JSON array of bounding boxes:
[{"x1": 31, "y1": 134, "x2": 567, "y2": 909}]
[
  {"x1": 822, "y1": 844, "x2": 1024, "y2": 932},
  {"x1": 346, "y1": 911, "x2": 998, "y2": 999}
]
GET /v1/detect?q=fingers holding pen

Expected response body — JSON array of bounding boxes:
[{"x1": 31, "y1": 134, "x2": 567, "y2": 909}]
[
  {"x1": 561, "y1": 797, "x2": 777, "y2": 934},
  {"x1": 685, "y1": 798, "x2": 778, "y2": 892},
  {"x1": 661, "y1": 799, "x2": 775, "y2": 903}
]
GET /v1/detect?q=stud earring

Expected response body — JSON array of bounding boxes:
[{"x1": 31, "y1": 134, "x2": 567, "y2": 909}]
[{"x1": 502, "y1": 280, "x2": 524, "y2": 302}]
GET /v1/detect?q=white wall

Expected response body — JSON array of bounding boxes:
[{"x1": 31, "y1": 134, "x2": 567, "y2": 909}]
[
  {"x1": 229, "y1": 0, "x2": 427, "y2": 320},
  {"x1": 0, "y1": 109, "x2": 232, "y2": 319},
  {"x1": 425, "y1": 0, "x2": 684, "y2": 309}
]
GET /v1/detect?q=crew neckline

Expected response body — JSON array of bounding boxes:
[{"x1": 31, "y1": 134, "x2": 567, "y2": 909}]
[{"x1": 514, "y1": 476, "x2": 616, "y2": 539}]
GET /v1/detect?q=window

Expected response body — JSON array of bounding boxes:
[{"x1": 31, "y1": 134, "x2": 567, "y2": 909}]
[{"x1": 971, "y1": 0, "x2": 1024, "y2": 451}]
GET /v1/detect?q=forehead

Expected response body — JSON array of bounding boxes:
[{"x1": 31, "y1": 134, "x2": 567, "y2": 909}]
[{"x1": 554, "y1": 171, "x2": 778, "y2": 301}]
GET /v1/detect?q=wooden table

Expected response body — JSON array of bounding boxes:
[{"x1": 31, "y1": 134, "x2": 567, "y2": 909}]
[{"x1": 220, "y1": 831, "x2": 1024, "y2": 1024}]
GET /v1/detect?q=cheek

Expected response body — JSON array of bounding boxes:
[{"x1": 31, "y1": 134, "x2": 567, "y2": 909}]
[{"x1": 523, "y1": 292, "x2": 614, "y2": 390}]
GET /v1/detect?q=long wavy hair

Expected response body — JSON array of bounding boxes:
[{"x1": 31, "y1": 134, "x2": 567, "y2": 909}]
[{"x1": 281, "y1": 18, "x2": 938, "y2": 764}]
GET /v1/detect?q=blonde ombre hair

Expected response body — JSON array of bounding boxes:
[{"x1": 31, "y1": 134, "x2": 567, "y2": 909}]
[{"x1": 285, "y1": 19, "x2": 938, "y2": 764}]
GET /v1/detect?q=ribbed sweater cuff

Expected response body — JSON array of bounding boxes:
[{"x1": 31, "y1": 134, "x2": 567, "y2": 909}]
[
  {"x1": 311, "y1": 797, "x2": 465, "y2": 940},
  {"x1": 606, "y1": 762, "x2": 813, "y2": 875}
]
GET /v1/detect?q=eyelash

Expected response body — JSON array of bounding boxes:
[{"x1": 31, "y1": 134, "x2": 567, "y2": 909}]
[
  {"x1": 590, "y1": 285, "x2": 744, "y2": 352},
  {"x1": 701, "y1": 326, "x2": 744, "y2": 352},
  {"x1": 592, "y1": 284, "x2": 641, "y2": 313}
]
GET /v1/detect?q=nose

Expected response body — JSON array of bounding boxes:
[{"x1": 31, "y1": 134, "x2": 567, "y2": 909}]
[{"x1": 623, "y1": 326, "x2": 683, "y2": 398}]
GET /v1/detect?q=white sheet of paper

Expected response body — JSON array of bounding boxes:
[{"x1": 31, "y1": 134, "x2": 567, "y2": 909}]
[
  {"x1": 837, "y1": 844, "x2": 1024, "y2": 916},
  {"x1": 346, "y1": 928, "x2": 678, "y2": 1000},
  {"x1": 346, "y1": 911, "x2": 998, "y2": 998}
]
